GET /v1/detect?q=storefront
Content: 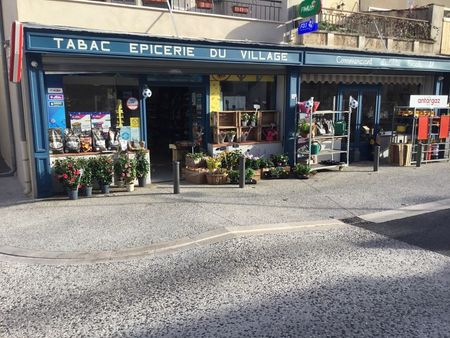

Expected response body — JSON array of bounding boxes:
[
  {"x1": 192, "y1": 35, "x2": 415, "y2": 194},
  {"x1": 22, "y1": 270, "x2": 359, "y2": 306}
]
[
  {"x1": 22, "y1": 25, "x2": 450, "y2": 197},
  {"x1": 298, "y1": 51, "x2": 450, "y2": 161},
  {"x1": 24, "y1": 26, "x2": 302, "y2": 197}
]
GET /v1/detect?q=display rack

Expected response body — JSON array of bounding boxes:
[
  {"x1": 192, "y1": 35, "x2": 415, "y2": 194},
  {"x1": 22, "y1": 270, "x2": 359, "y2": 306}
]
[
  {"x1": 210, "y1": 110, "x2": 279, "y2": 144},
  {"x1": 391, "y1": 106, "x2": 450, "y2": 165},
  {"x1": 297, "y1": 110, "x2": 351, "y2": 171}
]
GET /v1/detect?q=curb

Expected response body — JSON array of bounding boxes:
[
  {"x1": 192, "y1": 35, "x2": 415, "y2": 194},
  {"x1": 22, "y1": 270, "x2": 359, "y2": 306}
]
[{"x1": 0, "y1": 219, "x2": 345, "y2": 265}]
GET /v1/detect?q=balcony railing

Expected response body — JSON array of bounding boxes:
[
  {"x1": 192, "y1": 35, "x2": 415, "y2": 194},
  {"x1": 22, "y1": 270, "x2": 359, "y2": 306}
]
[
  {"x1": 90, "y1": 0, "x2": 282, "y2": 21},
  {"x1": 313, "y1": 8, "x2": 432, "y2": 41}
]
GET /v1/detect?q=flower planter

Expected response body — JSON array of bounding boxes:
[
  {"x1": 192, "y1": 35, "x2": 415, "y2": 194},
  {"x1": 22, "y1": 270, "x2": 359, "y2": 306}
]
[
  {"x1": 186, "y1": 157, "x2": 206, "y2": 169},
  {"x1": 184, "y1": 167, "x2": 208, "y2": 184},
  {"x1": 101, "y1": 184, "x2": 110, "y2": 194},
  {"x1": 84, "y1": 186, "x2": 93, "y2": 197},
  {"x1": 241, "y1": 121, "x2": 248, "y2": 127},
  {"x1": 252, "y1": 170, "x2": 261, "y2": 182},
  {"x1": 138, "y1": 176, "x2": 147, "y2": 187},
  {"x1": 196, "y1": 0, "x2": 213, "y2": 9},
  {"x1": 126, "y1": 183, "x2": 135, "y2": 192},
  {"x1": 250, "y1": 121, "x2": 256, "y2": 127},
  {"x1": 206, "y1": 173, "x2": 228, "y2": 185},
  {"x1": 226, "y1": 134, "x2": 236, "y2": 143},
  {"x1": 296, "y1": 174, "x2": 310, "y2": 179},
  {"x1": 67, "y1": 189, "x2": 79, "y2": 200}
]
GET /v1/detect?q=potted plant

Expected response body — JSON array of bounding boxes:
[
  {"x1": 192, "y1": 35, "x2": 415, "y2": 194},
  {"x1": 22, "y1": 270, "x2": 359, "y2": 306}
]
[
  {"x1": 228, "y1": 168, "x2": 255, "y2": 184},
  {"x1": 218, "y1": 130, "x2": 227, "y2": 144},
  {"x1": 271, "y1": 154, "x2": 290, "y2": 172},
  {"x1": 114, "y1": 154, "x2": 137, "y2": 192},
  {"x1": 258, "y1": 157, "x2": 274, "y2": 179},
  {"x1": 185, "y1": 152, "x2": 206, "y2": 169},
  {"x1": 135, "y1": 150, "x2": 150, "y2": 187},
  {"x1": 93, "y1": 156, "x2": 114, "y2": 193},
  {"x1": 297, "y1": 119, "x2": 310, "y2": 138},
  {"x1": 264, "y1": 166, "x2": 290, "y2": 179},
  {"x1": 241, "y1": 113, "x2": 250, "y2": 126},
  {"x1": 205, "y1": 156, "x2": 228, "y2": 184},
  {"x1": 53, "y1": 157, "x2": 82, "y2": 200},
  {"x1": 77, "y1": 157, "x2": 95, "y2": 197},
  {"x1": 294, "y1": 163, "x2": 312, "y2": 179},
  {"x1": 226, "y1": 130, "x2": 236, "y2": 143},
  {"x1": 249, "y1": 113, "x2": 257, "y2": 127}
]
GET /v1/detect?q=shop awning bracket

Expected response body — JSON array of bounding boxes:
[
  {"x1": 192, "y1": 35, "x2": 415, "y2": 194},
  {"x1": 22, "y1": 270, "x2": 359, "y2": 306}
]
[{"x1": 166, "y1": 0, "x2": 179, "y2": 38}]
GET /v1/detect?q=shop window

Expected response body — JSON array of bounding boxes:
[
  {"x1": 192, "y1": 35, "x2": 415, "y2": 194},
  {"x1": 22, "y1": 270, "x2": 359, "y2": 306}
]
[
  {"x1": 379, "y1": 84, "x2": 420, "y2": 131},
  {"x1": 299, "y1": 82, "x2": 339, "y2": 110},
  {"x1": 47, "y1": 75, "x2": 140, "y2": 155},
  {"x1": 213, "y1": 75, "x2": 276, "y2": 111}
]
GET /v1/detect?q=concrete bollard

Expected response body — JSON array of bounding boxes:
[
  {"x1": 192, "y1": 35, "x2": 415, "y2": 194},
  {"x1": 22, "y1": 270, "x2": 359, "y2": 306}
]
[
  {"x1": 173, "y1": 161, "x2": 180, "y2": 194},
  {"x1": 373, "y1": 145, "x2": 380, "y2": 172},
  {"x1": 416, "y1": 143, "x2": 422, "y2": 168},
  {"x1": 239, "y1": 155, "x2": 245, "y2": 188}
]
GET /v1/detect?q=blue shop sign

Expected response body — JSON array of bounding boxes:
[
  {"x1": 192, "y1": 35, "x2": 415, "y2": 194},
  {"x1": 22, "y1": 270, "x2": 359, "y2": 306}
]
[
  {"x1": 305, "y1": 52, "x2": 450, "y2": 72},
  {"x1": 298, "y1": 18, "x2": 319, "y2": 35},
  {"x1": 26, "y1": 31, "x2": 303, "y2": 65}
]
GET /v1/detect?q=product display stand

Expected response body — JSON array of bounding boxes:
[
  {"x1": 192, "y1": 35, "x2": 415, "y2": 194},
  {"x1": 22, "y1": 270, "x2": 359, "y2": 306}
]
[
  {"x1": 297, "y1": 110, "x2": 351, "y2": 171},
  {"x1": 391, "y1": 106, "x2": 450, "y2": 165}
]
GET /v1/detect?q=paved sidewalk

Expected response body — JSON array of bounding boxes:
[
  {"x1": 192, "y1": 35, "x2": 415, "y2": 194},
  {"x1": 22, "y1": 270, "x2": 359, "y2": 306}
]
[{"x1": 0, "y1": 162, "x2": 449, "y2": 255}]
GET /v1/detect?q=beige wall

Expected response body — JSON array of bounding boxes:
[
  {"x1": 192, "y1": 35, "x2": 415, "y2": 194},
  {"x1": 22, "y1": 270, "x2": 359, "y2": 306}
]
[
  {"x1": 16, "y1": 0, "x2": 285, "y2": 43},
  {"x1": 442, "y1": 20, "x2": 450, "y2": 55},
  {"x1": 360, "y1": 0, "x2": 449, "y2": 11}
]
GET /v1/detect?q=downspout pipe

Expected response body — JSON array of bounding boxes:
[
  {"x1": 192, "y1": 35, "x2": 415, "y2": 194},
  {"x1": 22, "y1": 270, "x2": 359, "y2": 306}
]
[{"x1": 0, "y1": 4, "x2": 17, "y2": 177}]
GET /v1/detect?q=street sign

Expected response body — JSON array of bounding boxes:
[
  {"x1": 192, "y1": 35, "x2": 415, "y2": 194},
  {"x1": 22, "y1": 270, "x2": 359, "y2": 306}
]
[
  {"x1": 298, "y1": 0, "x2": 321, "y2": 18},
  {"x1": 297, "y1": 18, "x2": 319, "y2": 35}
]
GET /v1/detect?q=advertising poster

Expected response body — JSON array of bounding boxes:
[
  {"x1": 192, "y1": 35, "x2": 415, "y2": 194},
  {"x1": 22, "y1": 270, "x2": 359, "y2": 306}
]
[
  {"x1": 120, "y1": 126, "x2": 131, "y2": 141},
  {"x1": 91, "y1": 113, "x2": 111, "y2": 131},
  {"x1": 69, "y1": 113, "x2": 92, "y2": 134}
]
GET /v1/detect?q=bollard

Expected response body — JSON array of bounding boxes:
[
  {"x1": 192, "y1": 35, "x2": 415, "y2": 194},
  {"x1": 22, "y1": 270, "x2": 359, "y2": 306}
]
[
  {"x1": 239, "y1": 155, "x2": 245, "y2": 188},
  {"x1": 173, "y1": 161, "x2": 180, "y2": 194},
  {"x1": 373, "y1": 145, "x2": 380, "y2": 172},
  {"x1": 416, "y1": 143, "x2": 422, "y2": 167}
]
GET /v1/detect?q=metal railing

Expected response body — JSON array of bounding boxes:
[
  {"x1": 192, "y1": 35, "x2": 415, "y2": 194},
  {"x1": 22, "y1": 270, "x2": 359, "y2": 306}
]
[
  {"x1": 88, "y1": 0, "x2": 281, "y2": 21},
  {"x1": 313, "y1": 8, "x2": 432, "y2": 41}
]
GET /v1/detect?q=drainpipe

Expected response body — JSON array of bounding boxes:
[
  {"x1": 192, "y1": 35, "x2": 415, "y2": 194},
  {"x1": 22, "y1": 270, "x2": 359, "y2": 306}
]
[{"x1": 0, "y1": 5, "x2": 17, "y2": 177}]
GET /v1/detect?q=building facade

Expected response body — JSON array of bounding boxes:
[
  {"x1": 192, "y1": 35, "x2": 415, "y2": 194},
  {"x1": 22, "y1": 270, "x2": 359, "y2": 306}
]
[{"x1": 1, "y1": 0, "x2": 449, "y2": 197}]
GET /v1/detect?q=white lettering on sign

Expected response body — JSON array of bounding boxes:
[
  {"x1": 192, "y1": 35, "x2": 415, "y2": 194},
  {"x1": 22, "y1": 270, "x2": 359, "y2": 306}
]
[
  {"x1": 409, "y1": 95, "x2": 449, "y2": 108},
  {"x1": 240, "y1": 50, "x2": 288, "y2": 62},
  {"x1": 336, "y1": 56, "x2": 373, "y2": 66},
  {"x1": 52, "y1": 38, "x2": 110, "y2": 52},
  {"x1": 50, "y1": 37, "x2": 292, "y2": 63},
  {"x1": 210, "y1": 49, "x2": 226, "y2": 58}
]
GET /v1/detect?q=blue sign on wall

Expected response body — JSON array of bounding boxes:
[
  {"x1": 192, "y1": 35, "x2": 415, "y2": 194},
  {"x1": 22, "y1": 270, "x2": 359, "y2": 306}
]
[
  {"x1": 298, "y1": 18, "x2": 319, "y2": 35},
  {"x1": 304, "y1": 52, "x2": 450, "y2": 72},
  {"x1": 25, "y1": 31, "x2": 303, "y2": 65}
]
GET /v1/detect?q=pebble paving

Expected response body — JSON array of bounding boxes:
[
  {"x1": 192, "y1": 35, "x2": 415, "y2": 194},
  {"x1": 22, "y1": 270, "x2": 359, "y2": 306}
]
[{"x1": 1, "y1": 225, "x2": 449, "y2": 337}]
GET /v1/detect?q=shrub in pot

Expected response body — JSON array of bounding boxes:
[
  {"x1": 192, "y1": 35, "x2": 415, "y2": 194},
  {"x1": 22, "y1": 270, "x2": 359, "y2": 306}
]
[
  {"x1": 294, "y1": 163, "x2": 311, "y2": 179},
  {"x1": 77, "y1": 157, "x2": 95, "y2": 197},
  {"x1": 114, "y1": 154, "x2": 137, "y2": 191},
  {"x1": 53, "y1": 157, "x2": 82, "y2": 199},
  {"x1": 135, "y1": 150, "x2": 150, "y2": 187},
  {"x1": 185, "y1": 152, "x2": 206, "y2": 169},
  {"x1": 92, "y1": 156, "x2": 114, "y2": 193}
]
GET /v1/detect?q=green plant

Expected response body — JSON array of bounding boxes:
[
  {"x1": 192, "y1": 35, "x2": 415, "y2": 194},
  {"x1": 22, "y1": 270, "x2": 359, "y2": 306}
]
[
  {"x1": 241, "y1": 113, "x2": 250, "y2": 122},
  {"x1": 249, "y1": 113, "x2": 257, "y2": 123},
  {"x1": 114, "y1": 154, "x2": 136, "y2": 184},
  {"x1": 266, "y1": 166, "x2": 289, "y2": 179},
  {"x1": 54, "y1": 157, "x2": 82, "y2": 190},
  {"x1": 297, "y1": 119, "x2": 310, "y2": 135},
  {"x1": 220, "y1": 150, "x2": 242, "y2": 170},
  {"x1": 271, "y1": 154, "x2": 289, "y2": 166},
  {"x1": 92, "y1": 156, "x2": 114, "y2": 186},
  {"x1": 228, "y1": 168, "x2": 254, "y2": 184},
  {"x1": 206, "y1": 156, "x2": 222, "y2": 172},
  {"x1": 245, "y1": 157, "x2": 261, "y2": 170},
  {"x1": 294, "y1": 163, "x2": 311, "y2": 176},
  {"x1": 186, "y1": 152, "x2": 206, "y2": 161},
  {"x1": 135, "y1": 150, "x2": 150, "y2": 178},
  {"x1": 258, "y1": 157, "x2": 274, "y2": 169},
  {"x1": 77, "y1": 157, "x2": 95, "y2": 187}
]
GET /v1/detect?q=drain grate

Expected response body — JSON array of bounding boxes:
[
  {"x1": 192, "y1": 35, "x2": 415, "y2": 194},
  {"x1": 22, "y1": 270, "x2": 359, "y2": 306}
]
[{"x1": 340, "y1": 216, "x2": 374, "y2": 226}]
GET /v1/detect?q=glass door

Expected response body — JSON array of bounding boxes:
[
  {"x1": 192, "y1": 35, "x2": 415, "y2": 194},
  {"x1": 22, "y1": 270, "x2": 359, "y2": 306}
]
[{"x1": 338, "y1": 85, "x2": 381, "y2": 161}]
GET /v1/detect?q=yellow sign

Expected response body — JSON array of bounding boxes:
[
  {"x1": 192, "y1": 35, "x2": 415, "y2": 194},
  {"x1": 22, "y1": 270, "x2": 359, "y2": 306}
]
[
  {"x1": 210, "y1": 80, "x2": 221, "y2": 112},
  {"x1": 130, "y1": 117, "x2": 140, "y2": 128}
]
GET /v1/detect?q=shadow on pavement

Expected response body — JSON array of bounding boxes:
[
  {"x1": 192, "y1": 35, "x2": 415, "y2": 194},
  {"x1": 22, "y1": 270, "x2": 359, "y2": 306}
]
[{"x1": 349, "y1": 209, "x2": 450, "y2": 257}]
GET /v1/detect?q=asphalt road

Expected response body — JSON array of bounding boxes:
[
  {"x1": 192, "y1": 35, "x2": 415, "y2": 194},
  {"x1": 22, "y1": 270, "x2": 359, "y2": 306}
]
[
  {"x1": 1, "y1": 217, "x2": 450, "y2": 337},
  {"x1": 355, "y1": 208, "x2": 450, "y2": 257}
]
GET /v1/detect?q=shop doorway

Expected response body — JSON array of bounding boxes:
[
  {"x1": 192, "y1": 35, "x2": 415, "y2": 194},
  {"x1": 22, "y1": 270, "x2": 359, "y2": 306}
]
[
  {"x1": 145, "y1": 86, "x2": 196, "y2": 182},
  {"x1": 338, "y1": 85, "x2": 381, "y2": 162}
]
